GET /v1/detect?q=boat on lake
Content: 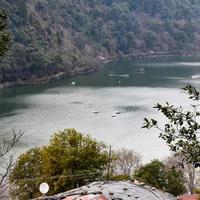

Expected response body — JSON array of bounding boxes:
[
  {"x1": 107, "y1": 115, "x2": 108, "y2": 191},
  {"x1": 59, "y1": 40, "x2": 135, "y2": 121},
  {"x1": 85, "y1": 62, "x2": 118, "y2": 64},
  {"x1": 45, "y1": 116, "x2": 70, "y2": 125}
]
[
  {"x1": 92, "y1": 110, "x2": 99, "y2": 114},
  {"x1": 108, "y1": 73, "x2": 129, "y2": 78},
  {"x1": 112, "y1": 114, "x2": 116, "y2": 117},
  {"x1": 71, "y1": 81, "x2": 76, "y2": 86}
]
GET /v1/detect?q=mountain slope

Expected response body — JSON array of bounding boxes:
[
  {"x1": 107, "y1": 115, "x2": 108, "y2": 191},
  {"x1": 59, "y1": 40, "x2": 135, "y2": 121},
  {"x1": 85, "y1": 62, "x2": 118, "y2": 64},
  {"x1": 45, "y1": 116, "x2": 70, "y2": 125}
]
[{"x1": 1, "y1": 0, "x2": 200, "y2": 86}]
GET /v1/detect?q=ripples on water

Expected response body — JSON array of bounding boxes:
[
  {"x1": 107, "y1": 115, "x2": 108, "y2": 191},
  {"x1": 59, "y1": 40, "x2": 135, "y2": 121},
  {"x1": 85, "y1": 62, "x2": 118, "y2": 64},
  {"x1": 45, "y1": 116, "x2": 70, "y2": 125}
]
[{"x1": 1, "y1": 56, "x2": 200, "y2": 162}]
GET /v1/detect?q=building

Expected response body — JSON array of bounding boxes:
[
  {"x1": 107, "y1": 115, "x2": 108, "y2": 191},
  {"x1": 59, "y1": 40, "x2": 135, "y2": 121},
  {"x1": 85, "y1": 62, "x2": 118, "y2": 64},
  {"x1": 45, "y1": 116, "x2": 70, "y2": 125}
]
[{"x1": 177, "y1": 194, "x2": 199, "y2": 200}]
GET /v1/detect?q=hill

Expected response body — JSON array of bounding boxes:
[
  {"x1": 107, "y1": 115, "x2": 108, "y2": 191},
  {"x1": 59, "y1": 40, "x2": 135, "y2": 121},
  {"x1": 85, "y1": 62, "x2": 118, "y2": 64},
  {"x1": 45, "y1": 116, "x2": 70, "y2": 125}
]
[{"x1": 1, "y1": 0, "x2": 200, "y2": 87}]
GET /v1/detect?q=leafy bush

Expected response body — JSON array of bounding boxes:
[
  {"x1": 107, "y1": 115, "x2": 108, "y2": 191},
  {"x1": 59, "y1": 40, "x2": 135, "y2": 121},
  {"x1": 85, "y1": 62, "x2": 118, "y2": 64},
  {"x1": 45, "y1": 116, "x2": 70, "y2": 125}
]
[{"x1": 134, "y1": 160, "x2": 186, "y2": 196}]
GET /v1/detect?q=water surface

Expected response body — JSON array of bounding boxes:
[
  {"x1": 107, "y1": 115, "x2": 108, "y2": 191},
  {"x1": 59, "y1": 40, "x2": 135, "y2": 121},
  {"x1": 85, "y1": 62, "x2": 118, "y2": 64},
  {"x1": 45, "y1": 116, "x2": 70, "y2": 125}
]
[{"x1": 1, "y1": 56, "x2": 200, "y2": 162}]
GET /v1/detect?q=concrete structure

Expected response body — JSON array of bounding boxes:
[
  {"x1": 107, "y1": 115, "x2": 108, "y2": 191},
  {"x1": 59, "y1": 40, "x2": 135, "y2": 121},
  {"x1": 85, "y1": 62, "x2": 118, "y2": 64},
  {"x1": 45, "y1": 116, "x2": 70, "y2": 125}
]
[{"x1": 34, "y1": 181, "x2": 176, "y2": 200}]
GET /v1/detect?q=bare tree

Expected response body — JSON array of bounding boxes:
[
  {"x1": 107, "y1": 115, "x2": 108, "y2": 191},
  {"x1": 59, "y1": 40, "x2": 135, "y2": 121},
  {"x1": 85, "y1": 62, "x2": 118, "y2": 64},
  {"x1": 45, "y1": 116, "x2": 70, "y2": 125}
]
[
  {"x1": 0, "y1": 130, "x2": 23, "y2": 199},
  {"x1": 112, "y1": 148, "x2": 141, "y2": 177}
]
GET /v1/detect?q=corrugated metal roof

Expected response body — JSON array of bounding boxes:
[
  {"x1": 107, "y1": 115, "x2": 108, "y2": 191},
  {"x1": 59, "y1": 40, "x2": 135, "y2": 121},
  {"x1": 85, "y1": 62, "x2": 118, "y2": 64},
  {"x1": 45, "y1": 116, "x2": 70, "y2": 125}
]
[
  {"x1": 34, "y1": 181, "x2": 176, "y2": 200},
  {"x1": 63, "y1": 194, "x2": 108, "y2": 200},
  {"x1": 177, "y1": 194, "x2": 199, "y2": 200}
]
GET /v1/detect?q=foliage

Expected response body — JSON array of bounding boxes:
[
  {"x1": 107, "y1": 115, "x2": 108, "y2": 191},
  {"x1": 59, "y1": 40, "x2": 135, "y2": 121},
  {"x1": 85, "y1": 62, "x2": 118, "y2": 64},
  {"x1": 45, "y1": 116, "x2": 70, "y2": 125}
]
[
  {"x1": 194, "y1": 188, "x2": 200, "y2": 193},
  {"x1": 164, "y1": 167, "x2": 187, "y2": 196},
  {"x1": 9, "y1": 129, "x2": 108, "y2": 200},
  {"x1": 165, "y1": 154, "x2": 200, "y2": 193},
  {"x1": 2, "y1": 1, "x2": 200, "y2": 83},
  {"x1": 143, "y1": 84, "x2": 200, "y2": 166},
  {"x1": 109, "y1": 174, "x2": 130, "y2": 181},
  {"x1": 0, "y1": 10, "x2": 10, "y2": 57},
  {"x1": 134, "y1": 159, "x2": 186, "y2": 196},
  {"x1": 134, "y1": 160, "x2": 166, "y2": 189}
]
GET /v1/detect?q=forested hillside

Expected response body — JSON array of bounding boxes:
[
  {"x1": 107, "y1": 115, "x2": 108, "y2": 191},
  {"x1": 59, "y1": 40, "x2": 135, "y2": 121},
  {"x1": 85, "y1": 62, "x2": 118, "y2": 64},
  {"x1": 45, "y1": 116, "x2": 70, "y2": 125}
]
[{"x1": 1, "y1": 0, "x2": 200, "y2": 86}]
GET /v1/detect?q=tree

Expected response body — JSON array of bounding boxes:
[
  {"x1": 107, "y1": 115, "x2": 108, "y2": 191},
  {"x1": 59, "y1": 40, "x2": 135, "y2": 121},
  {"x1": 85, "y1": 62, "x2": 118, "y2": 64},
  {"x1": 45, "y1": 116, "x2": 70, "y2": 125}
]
[
  {"x1": 10, "y1": 129, "x2": 109, "y2": 200},
  {"x1": 111, "y1": 148, "x2": 141, "y2": 177},
  {"x1": 164, "y1": 166, "x2": 186, "y2": 196},
  {"x1": 0, "y1": 10, "x2": 10, "y2": 57},
  {"x1": 0, "y1": 130, "x2": 23, "y2": 199},
  {"x1": 143, "y1": 84, "x2": 200, "y2": 167},
  {"x1": 165, "y1": 154, "x2": 200, "y2": 193},
  {"x1": 134, "y1": 159, "x2": 186, "y2": 196},
  {"x1": 134, "y1": 160, "x2": 166, "y2": 189}
]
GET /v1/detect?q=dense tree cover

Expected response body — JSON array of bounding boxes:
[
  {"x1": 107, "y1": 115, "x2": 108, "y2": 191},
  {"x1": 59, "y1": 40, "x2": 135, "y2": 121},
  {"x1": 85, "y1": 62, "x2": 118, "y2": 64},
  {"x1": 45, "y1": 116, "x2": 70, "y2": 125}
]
[
  {"x1": 0, "y1": 10, "x2": 10, "y2": 57},
  {"x1": 1, "y1": 0, "x2": 200, "y2": 83},
  {"x1": 9, "y1": 129, "x2": 108, "y2": 200},
  {"x1": 134, "y1": 159, "x2": 187, "y2": 196},
  {"x1": 143, "y1": 84, "x2": 200, "y2": 167}
]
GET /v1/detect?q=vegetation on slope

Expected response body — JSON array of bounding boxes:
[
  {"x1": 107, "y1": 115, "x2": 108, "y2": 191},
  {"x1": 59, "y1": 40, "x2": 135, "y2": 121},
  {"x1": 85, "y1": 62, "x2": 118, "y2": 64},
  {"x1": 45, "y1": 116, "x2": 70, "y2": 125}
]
[
  {"x1": 1, "y1": 0, "x2": 200, "y2": 85},
  {"x1": 0, "y1": 10, "x2": 10, "y2": 57}
]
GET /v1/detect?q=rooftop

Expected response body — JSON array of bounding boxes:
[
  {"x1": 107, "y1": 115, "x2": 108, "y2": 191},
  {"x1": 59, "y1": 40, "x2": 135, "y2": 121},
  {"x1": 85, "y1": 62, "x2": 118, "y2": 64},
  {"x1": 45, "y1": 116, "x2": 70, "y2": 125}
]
[
  {"x1": 34, "y1": 181, "x2": 176, "y2": 200},
  {"x1": 177, "y1": 194, "x2": 199, "y2": 200}
]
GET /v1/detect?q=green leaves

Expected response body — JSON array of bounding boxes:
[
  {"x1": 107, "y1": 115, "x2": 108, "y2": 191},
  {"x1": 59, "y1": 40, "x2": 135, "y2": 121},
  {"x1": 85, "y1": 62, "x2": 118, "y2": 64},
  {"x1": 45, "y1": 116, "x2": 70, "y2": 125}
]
[
  {"x1": 10, "y1": 129, "x2": 108, "y2": 200},
  {"x1": 182, "y1": 84, "x2": 200, "y2": 101},
  {"x1": 143, "y1": 84, "x2": 200, "y2": 166},
  {"x1": 0, "y1": 10, "x2": 7, "y2": 31},
  {"x1": 134, "y1": 160, "x2": 186, "y2": 195},
  {"x1": 142, "y1": 118, "x2": 157, "y2": 129}
]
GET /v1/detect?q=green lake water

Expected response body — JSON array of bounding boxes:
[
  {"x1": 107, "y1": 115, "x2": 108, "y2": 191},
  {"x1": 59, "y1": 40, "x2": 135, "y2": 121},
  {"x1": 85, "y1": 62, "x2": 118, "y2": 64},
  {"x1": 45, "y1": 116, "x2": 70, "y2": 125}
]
[{"x1": 1, "y1": 56, "x2": 200, "y2": 162}]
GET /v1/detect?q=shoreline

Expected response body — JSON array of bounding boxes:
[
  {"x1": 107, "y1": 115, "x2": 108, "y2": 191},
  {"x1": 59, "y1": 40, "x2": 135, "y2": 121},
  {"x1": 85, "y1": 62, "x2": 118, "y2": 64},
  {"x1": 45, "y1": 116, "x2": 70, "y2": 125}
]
[
  {"x1": 0, "y1": 50, "x2": 199, "y2": 90},
  {"x1": 0, "y1": 66, "x2": 97, "y2": 90},
  {"x1": 99, "y1": 50, "x2": 200, "y2": 64}
]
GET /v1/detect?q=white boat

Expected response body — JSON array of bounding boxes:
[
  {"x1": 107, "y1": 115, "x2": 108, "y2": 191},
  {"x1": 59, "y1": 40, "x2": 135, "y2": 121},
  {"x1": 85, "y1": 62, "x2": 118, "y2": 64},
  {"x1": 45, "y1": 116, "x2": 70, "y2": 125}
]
[
  {"x1": 112, "y1": 114, "x2": 116, "y2": 117},
  {"x1": 92, "y1": 110, "x2": 99, "y2": 114},
  {"x1": 108, "y1": 73, "x2": 129, "y2": 78},
  {"x1": 71, "y1": 81, "x2": 76, "y2": 86},
  {"x1": 119, "y1": 74, "x2": 129, "y2": 78},
  {"x1": 108, "y1": 73, "x2": 116, "y2": 77},
  {"x1": 115, "y1": 110, "x2": 121, "y2": 114},
  {"x1": 135, "y1": 68, "x2": 145, "y2": 74},
  {"x1": 139, "y1": 68, "x2": 145, "y2": 71}
]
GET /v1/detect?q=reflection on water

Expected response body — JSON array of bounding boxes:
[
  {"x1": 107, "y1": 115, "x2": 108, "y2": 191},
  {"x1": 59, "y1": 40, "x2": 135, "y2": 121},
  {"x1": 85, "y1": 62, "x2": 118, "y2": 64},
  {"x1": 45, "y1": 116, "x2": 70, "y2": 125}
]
[
  {"x1": 179, "y1": 62, "x2": 200, "y2": 66},
  {"x1": 1, "y1": 56, "x2": 200, "y2": 162},
  {"x1": 191, "y1": 74, "x2": 200, "y2": 79},
  {"x1": 115, "y1": 105, "x2": 146, "y2": 113}
]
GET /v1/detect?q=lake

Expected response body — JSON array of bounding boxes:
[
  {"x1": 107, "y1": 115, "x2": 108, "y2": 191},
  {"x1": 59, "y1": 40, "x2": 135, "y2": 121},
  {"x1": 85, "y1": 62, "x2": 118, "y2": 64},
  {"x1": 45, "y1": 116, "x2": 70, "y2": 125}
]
[{"x1": 1, "y1": 56, "x2": 200, "y2": 163}]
